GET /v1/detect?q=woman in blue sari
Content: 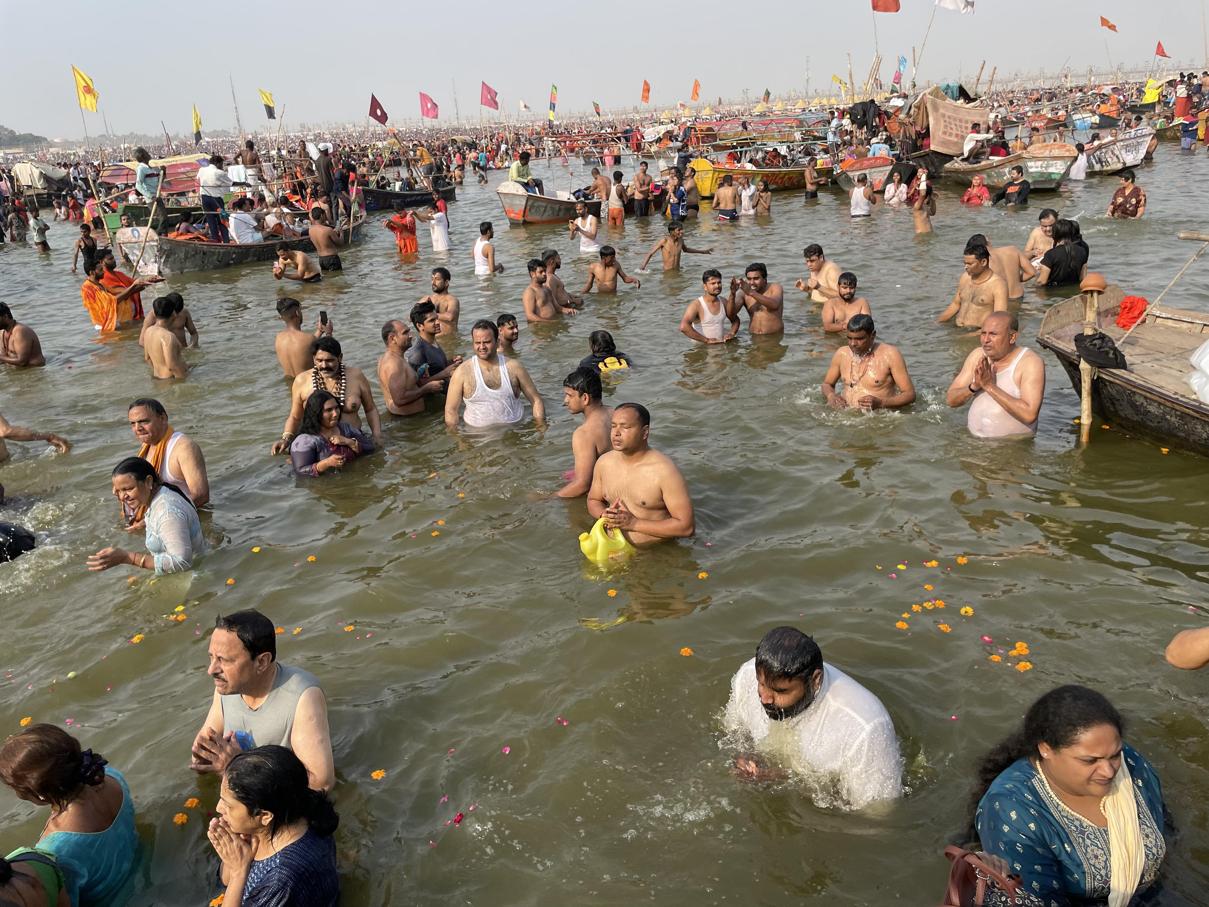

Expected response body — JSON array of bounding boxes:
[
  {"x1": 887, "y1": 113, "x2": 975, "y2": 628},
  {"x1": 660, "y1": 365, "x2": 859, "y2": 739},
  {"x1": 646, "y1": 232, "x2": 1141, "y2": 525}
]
[{"x1": 970, "y1": 685, "x2": 1167, "y2": 906}]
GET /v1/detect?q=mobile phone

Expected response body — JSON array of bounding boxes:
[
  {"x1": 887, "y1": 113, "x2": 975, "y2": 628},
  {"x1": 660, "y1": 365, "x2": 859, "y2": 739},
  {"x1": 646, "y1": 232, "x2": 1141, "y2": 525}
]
[{"x1": 319, "y1": 310, "x2": 328, "y2": 325}]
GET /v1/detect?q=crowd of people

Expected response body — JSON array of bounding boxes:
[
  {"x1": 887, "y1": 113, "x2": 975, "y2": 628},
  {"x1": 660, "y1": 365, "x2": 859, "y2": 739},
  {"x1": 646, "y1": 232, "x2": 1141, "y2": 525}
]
[{"x1": 2, "y1": 73, "x2": 1208, "y2": 905}]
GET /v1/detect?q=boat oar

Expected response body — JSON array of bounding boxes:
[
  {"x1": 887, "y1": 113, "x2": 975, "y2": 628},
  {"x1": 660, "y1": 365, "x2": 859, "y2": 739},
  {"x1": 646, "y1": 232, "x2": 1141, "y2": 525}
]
[
  {"x1": 1117, "y1": 231, "x2": 1209, "y2": 346},
  {"x1": 132, "y1": 174, "x2": 163, "y2": 276}
]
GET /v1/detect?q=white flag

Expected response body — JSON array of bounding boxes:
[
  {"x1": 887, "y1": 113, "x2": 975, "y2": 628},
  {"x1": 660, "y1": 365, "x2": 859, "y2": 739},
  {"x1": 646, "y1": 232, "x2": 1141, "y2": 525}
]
[
  {"x1": 518, "y1": 99, "x2": 530, "y2": 111},
  {"x1": 935, "y1": 0, "x2": 974, "y2": 12}
]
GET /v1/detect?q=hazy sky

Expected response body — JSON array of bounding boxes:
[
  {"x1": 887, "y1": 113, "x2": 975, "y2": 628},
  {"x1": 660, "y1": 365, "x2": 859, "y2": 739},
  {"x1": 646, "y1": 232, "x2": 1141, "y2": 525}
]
[{"x1": 4, "y1": 0, "x2": 1206, "y2": 138}]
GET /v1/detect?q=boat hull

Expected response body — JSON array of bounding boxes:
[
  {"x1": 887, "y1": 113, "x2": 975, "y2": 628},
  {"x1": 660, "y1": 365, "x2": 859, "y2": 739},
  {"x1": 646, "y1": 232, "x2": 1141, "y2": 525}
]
[
  {"x1": 688, "y1": 159, "x2": 810, "y2": 198},
  {"x1": 943, "y1": 152, "x2": 1073, "y2": 190},
  {"x1": 146, "y1": 219, "x2": 364, "y2": 277},
  {"x1": 362, "y1": 184, "x2": 456, "y2": 212},
  {"x1": 1086, "y1": 128, "x2": 1156, "y2": 174},
  {"x1": 496, "y1": 184, "x2": 601, "y2": 225},
  {"x1": 834, "y1": 156, "x2": 896, "y2": 192}
]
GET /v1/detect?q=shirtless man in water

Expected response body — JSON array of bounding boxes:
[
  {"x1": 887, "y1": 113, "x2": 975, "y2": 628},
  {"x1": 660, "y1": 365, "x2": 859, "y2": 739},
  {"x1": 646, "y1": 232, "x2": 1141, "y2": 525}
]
[
  {"x1": 821, "y1": 315, "x2": 916, "y2": 411},
  {"x1": 307, "y1": 208, "x2": 346, "y2": 272},
  {"x1": 587, "y1": 402, "x2": 694, "y2": 546},
  {"x1": 0, "y1": 303, "x2": 45, "y2": 367},
  {"x1": 143, "y1": 297, "x2": 188, "y2": 379},
  {"x1": 820, "y1": 272, "x2": 872, "y2": 333},
  {"x1": 273, "y1": 245, "x2": 321, "y2": 283},
  {"x1": 729, "y1": 263, "x2": 784, "y2": 335},
  {"x1": 640, "y1": 222, "x2": 712, "y2": 271},
  {"x1": 581, "y1": 246, "x2": 641, "y2": 294},
  {"x1": 937, "y1": 244, "x2": 1008, "y2": 329},
  {"x1": 418, "y1": 267, "x2": 460, "y2": 331},
  {"x1": 712, "y1": 175, "x2": 740, "y2": 221},
  {"x1": 556, "y1": 367, "x2": 612, "y2": 498},
  {"x1": 139, "y1": 293, "x2": 199, "y2": 350},
  {"x1": 946, "y1": 312, "x2": 1045, "y2": 439},
  {"x1": 969, "y1": 233, "x2": 1036, "y2": 301},
  {"x1": 794, "y1": 243, "x2": 843, "y2": 303},
  {"x1": 378, "y1": 319, "x2": 442, "y2": 416},
  {"x1": 629, "y1": 161, "x2": 653, "y2": 216},
  {"x1": 275, "y1": 298, "x2": 332, "y2": 379},
  {"x1": 1023, "y1": 208, "x2": 1057, "y2": 265},
  {"x1": 272, "y1": 335, "x2": 382, "y2": 453},
  {"x1": 542, "y1": 250, "x2": 582, "y2": 310},
  {"x1": 523, "y1": 259, "x2": 573, "y2": 322}
]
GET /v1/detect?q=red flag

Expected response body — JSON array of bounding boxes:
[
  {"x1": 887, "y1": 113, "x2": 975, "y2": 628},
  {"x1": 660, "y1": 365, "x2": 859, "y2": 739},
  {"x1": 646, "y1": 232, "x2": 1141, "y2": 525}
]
[
  {"x1": 872, "y1": 0, "x2": 900, "y2": 10},
  {"x1": 367, "y1": 93, "x2": 388, "y2": 125},
  {"x1": 641, "y1": 80, "x2": 650, "y2": 103},
  {"x1": 691, "y1": 79, "x2": 701, "y2": 102},
  {"x1": 480, "y1": 81, "x2": 499, "y2": 110},
  {"x1": 1155, "y1": 41, "x2": 1170, "y2": 57},
  {"x1": 419, "y1": 92, "x2": 439, "y2": 119},
  {"x1": 1099, "y1": 15, "x2": 1118, "y2": 31}
]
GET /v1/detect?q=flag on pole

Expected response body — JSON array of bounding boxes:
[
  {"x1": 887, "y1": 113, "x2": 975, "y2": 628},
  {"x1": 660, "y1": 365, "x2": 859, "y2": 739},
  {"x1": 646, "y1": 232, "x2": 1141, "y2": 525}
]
[
  {"x1": 192, "y1": 105, "x2": 203, "y2": 145},
  {"x1": 480, "y1": 82, "x2": 499, "y2": 110},
  {"x1": 1099, "y1": 15, "x2": 1118, "y2": 31},
  {"x1": 1155, "y1": 41, "x2": 1170, "y2": 57},
  {"x1": 368, "y1": 94, "x2": 388, "y2": 125},
  {"x1": 548, "y1": 84, "x2": 558, "y2": 122},
  {"x1": 872, "y1": 0, "x2": 900, "y2": 11},
  {"x1": 762, "y1": 88, "x2": 771, "y2": 103},
  {"x1": 641, "y1": 80, "x2": 651, "y2": 103},
  {"x1": 419, "y1": 92, "x2": 439, "y2": 119},
  {"x1": 691, "y1": 79, "x2": 701, "y2": 101},
  {"x1": 258, "y1": 89, "x2": 275, "y2": 119},
  {"x1": 935, "y1": 0, "x2": 975, "y2": 12},
  {"x1": 831, "y1": 74, "x2": 847, "y2": 89},
  {"x1": 593, "y1": 101, "x2": 602, "y2": 117},
  {"x1": 892, "y1": 55, "x2": 908, "y2": 84},
  {"x1": 72, "y1": 66, "x2": 99, "y2": 112}
]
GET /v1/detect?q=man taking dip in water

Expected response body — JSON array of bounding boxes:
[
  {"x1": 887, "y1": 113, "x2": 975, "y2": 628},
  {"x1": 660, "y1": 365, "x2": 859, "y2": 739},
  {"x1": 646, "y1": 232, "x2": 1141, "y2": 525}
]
[
  {"x1": 1023, "y1": 208, "x2": 1057, "y2": 265},
  {"x1": 378, "y1": 320, "x2": 442, "y2": 417},
  {"x1": 474, "y1": 222, "x2": 505, "y2": 276},
  {"x1": 418, "y1": 267, "x2": 460, "y2": 331},
  {"x1": 139, "y1": 292, "x2": 199, "y2": 350},
  {"x1": 937, "y1": 244, "x2": 1008, "y2": 329},
  {"x1": 444, "y1": 320, "x2": 545, "y2": 430},
  {"x1": 496, "y1": 313, "x2": 520, "y2": 357},
  {"x1": 0, "y1": 303, "x2": 45, "y2": 367},
  {"x1": 271, "y1": 336, "x2": 382, "y2": 454},
  {"x1": 794, "y1": 244, "x2": 843, "y2": 303},
  {"x1": 945, "y1": 312, "x2": 1045, "y2": 439},
  {"x1": 275, "y1": 298, "x2": 332, "y2": 379},
  {"x1": 556, "y1": 367, "x2": 612, "y2": 499},
  {"x1": 273, "y1": 244, "x2": 321, "y2": 283},
  {"x1": 713, "y1": 175, "x2": 740, "y2": 221},
  {"x1": 307, "y1": 207, "x2": 346, "y2": 272},
  {"x1": 587, "y1": 402, "x2": 694, "y2": 546},
  {"x1": 581, "y1": 246, "x2": 641, "y2": 294},
  {"x1": 127, "y1": 398, "x2": 209, "y2": 512},
  {"x1": 821, "y1": 314, "x2": 916, "y2": 411},
  {"x1": 142, "y1": 297, "x2": 189, "y2": 380},
  {"x1": 820, "y1": 272, "x2": 872, "y2": 333},
  {"x1": 541, "y1": 250, "x2": 583, "y2": 310},
  {"x1": 640, "y1": 222, "x2": 712, "y2": 271},
  {"x1": 680, "y1": 269, "x2": 740, "y2": 344},
  {"x1": 968, "y1": 233, "x2": 1036, "y2": 301},
  {"x1": 629, "y1": 161, "x2": 653, "y2": 216},
  {"x1": 523, "y1": 259, "x2": 573, "y2": 322},
  {"x1": 729, "y1": 263, "x2": 784, "y2": 335}
]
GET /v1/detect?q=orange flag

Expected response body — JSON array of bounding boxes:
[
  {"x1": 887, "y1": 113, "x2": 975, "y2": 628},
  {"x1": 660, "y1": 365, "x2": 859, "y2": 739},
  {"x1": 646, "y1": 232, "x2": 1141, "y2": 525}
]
[
  {"x1": 1099, "y1": 15, "x2": 1118, "y2": 31},
  {"x1": 691, "y1": 79, "x2": 700, "y2": 102},
  {"x1": 641, "y1": 79, "x2": 651, "y2": 103}
]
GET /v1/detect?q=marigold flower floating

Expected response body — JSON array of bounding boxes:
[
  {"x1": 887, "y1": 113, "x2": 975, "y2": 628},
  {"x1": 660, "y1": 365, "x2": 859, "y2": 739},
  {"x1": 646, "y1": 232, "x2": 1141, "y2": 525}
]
[
  {"x1": 896, "y1": 563, "x2": 907, "y2": 570},
  {"x1": 371, "y1": 769, "x2": 386, "y2": 780},
  {"x1": 901, "y1": 612, "x2": 910, "y2": 619},
  {"x1": 436, "y1": 519, "x2": 446, "y2": 526},
  {"x1": 924, "y1": 559, "x2": 939, "y2": 568},
  {"x1": 956, "y1": 556, "x2": 969, "y2": 565},
  {"x1": 1160, "y1": 448, "x2": 1170, "y2": 455},
  {"x1": 923, "y1": 584, "x2": 934, "y2": 592},
  {"x1": 130, "y1": 634, "x2": 145, "y2": 645},
  {"x1": 174, "y1": 604, "x2": 186, "y2": 613},
  {"x1": 606, "y1": 589, "x2": 618, "y2": 598},
  {"x1": 680, "y1": 647, "x2": 694, "y2": 656},
  {"x1": 938, "y1": 624, "x2": 952, "y2": 633},
  {"x1": 225, "y1": 578, "x2": 236, "y2": 586},
  {"x1": 431, "y1": 530, "x2": 441, "y2": 537},
  {"x1": 895, "y1": 621, "x2": 909, "y2": 630},
  {"x1": 19, "y1": 717, "x2": 31, "y2": 727},
  {"x1": 292, "y1": 627, "x2": 302, "y2": 636},
  {"x1": 697, "y1": 571, "x2": 709, "y2": 580},
  {"x1": 911, "y1": 604, "x2": 922, "y2": 613},
  {"x1": 989, "y1": 655, "x2": 1002, "y2": 663},
  {"x1": 343, "y1": 625, "x2": 355, "y2": 633},
  {"x1": 251, "y1": 546, "x2": 261, "y2": 553},
  {"x1": 935, "y1": 600, "x2": 946, "y2": 608},
  {"x1": 1015, "y1": 661, "x2": 1033, "y2": 672},
  {"x1": 960, "y1": 606, "x2": 975, "y2": 617},
  {"x1": 306, "y1": 555, "x2": 317, "y2": 563},
  {"x1": 184, "y1": 798, "x2": 200, "y2": 809},
  {"x1": 923, "y1": 601, "x2": 935, "y2": 610},
  {"x1": 172, "y1": 812, "x2": 188, "y2": 826}
]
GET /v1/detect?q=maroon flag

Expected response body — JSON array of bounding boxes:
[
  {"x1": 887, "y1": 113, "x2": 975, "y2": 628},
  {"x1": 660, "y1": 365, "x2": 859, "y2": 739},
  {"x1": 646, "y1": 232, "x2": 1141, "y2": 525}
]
[
  {"x1": 480, "y1": 81, "x2": 499, "y2": 110},
  {"x1": 419, "y1": 91, "x2": 439, "y2": 119},
  {"x1": 368, "y1": 93, "x2": 388, "y2": 125},
  {"x1": 872, "y1": 0, "x2": 900, "y2": 10},
  {"x1": 1155, "y1": 41, "x2": 1171, "y2": 58}
]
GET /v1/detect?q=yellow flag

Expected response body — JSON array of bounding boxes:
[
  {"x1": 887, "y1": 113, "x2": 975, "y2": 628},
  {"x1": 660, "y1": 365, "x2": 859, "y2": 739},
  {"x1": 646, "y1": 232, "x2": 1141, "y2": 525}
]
[
  {"x1": 831, "y1": 73, "x2": 846, "y2": 87},
  {"x1": 258, "y1": 89, "x2": 276, "y2": 119},
  {"x1": 192, "y1": 105, "x2": 203, "y2": 145},
  {"x1": 73, "y1": 65, "x2": 99, "y2": 112}
]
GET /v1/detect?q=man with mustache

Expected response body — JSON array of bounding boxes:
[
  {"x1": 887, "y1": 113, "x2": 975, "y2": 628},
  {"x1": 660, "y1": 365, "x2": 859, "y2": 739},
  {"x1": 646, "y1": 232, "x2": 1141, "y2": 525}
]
[
  {"x1": 723, "y1": 626, "x2": 902, "y2": 809},
  {"x1": 271, "y1": 336, "x2": 382, "y2": 454}
]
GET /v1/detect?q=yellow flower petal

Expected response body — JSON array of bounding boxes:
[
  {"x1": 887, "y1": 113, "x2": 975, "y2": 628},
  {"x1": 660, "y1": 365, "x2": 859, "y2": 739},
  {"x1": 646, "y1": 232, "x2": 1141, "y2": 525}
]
[
  {"x1": 895, "y1": 621, "x2": 909, "y2": 630},
  {"x1": 292, "y1": 627, "x2": 302, "y2": 636},
  {"x1": 251, "y1": 546, "x2": 261, "y2": 553},
  {"x1": 343, "y1": 625, "x2": 355, "y2": 632},
  {"x1": 130, "y1": 634, "x2": 145, "y2": 644},
  {"x1": 306, "y1": 555, "x2": 317, "y2": 563},
  {"x1": 436, "y1": 519, "x2": 446, "y2": 526},
  {"x1": 19, "y1": 716, "x2": 32, "y2": 727},
  {"x1": 174, "y1": 604, "x2": 186, "y2": 612},
  {"x1": 938, "y1": 623, "x2": 952, "y2": 633},
  {"x1": 431, "y1": 530, "x2": 441, "y2": 537},
  {"x1": 371, "y1": 769, "x2": 386, "y2": 780},
  {"x1": 184, "y1": 798, "x2": 200, "y2": 809},
  {"x1": 1015, "y1": 661, "x2": 1033, "y2": 672},
  {"x1": 225, "y1": 578, "x2": 236, "y2": 586},
  {"x1": 956, "y1": 556, "x2": 969, "y2": 565},
  {"x1": 959, "y1": 606, "x2": 974, "y2": 617},
  {"x1": 606, "y1": 589, "x2": 618, "y2": 597},
  {"x1": 911, "y1": 604, "x2": 922, "y2": 613},
  {"x1": 697, "y1": 571, "x2": 709, "y2": 580},
  {"x1": 172, "y1": 812, "x2": 188, "y2": 825},
  {"x1": 923, "y1": 584, "x2": 934, "y2": 591},
  {"x1": 679, "y1": 647, "x2": 694, "y2": 656}
]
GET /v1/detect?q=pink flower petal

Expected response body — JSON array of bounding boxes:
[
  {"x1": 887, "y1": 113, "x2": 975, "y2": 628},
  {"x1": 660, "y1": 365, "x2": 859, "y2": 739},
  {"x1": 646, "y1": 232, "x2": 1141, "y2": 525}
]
[
  {"x1": 501, "y1": 745, "x2": 511, "y2": 755},
  {"x1": 439, "y1": 794, "x2": 449, "y2": 804},
  {"x1": 453, "y1": 811, "x2": 465, "y2": 826}
]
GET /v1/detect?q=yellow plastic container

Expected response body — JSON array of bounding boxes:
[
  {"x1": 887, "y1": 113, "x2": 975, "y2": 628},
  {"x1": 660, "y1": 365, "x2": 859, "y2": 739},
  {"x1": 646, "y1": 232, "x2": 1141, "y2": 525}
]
[{"x1": 578, "y1": 517, "x2": 634, "y2": 565}]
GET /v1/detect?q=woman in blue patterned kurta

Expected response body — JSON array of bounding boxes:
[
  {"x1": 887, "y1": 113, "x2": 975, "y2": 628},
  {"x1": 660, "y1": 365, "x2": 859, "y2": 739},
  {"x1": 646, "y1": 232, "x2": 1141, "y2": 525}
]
[{"x1": 969, "y1": 686, "x2": 1167, "y2": 906}]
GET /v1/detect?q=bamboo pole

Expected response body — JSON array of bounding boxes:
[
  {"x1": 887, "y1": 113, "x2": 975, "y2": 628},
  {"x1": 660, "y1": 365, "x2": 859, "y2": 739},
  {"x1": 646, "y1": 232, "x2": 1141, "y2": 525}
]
[
  {"x1": 132, "y1": 176, "x2": 163, "y2": 275},
  {"x1": 86, "y1": 174, "x2": 114, "y2": 250},
  {"x1": 972, "y1": 60, "x2": 986, "y2": 96},
  {"x1": 847, "y1": 54, "x2": 856, "y2": 104},
  {"x1": 1078, "y1": 285, "x2": 1100, "y2": 445},
  {"x1": 985, "y1": 67, "x2": 998, "y2": 99}
]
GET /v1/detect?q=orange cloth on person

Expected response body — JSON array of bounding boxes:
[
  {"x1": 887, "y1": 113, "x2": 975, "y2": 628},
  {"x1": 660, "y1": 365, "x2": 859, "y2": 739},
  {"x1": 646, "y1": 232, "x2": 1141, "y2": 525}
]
[
  {"x1": 385, "y1": 213, "x2": 418, "y2": 254},
  {"x1": 127, "y1": 426, "x2": 175, "y2": 523},
  {"x1": 101, "y1": 267, "x2": 144, "y2": 320},
  {"x1": 81, "y1": 280, "x2": 134, "y2": 332}
]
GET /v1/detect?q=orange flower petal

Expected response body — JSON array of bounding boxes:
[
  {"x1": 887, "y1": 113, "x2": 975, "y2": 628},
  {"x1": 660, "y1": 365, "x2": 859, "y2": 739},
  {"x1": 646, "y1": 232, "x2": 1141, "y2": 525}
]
[
  {"x1": 172, "y1": 812, "x2": 188, "y2": 825},
  {"x1": 895, "y1": 621, "x2": 909, "y2": 630},
  {"x1": 923, "y1": 584, "x2": 934, "y2": 591},
  {"x1": 307, "y1": 555, "x2": 317, "y2": 563},
  {"x1": 697, "y1": 571, "x2": 709, "y2": 580},
  {"x1": 225, "y1": 578, "x2": 236, "y2": 586},
  {"x1": 130, "y1": 634, "x2": 145, "y2": 644},
  {"x1": 184, "y1": 797, "x2": 200, "y2": 809},
  {"x1": 1015, "y1": 661, "x2": 1033, "y2": 672},
  {"x1": 938, "y1": 624, "x2": 952, "y2": 633},
  {"x1": 343, "y1": 624, "x2": 355, "y2": 632},
  {"x1": 19, "y1": 716, "x2": 32, "y2": 727},
  {"x1": 371, "y1": 769, "x2": 386, "y2": 780},
  {"x1": 956, "y1": 556, "x2": 969, "y2": 565},
  {"x1": 989, "y1": 654, "x2": 1002, "y2": 663},
  {"x1": 679, "y1": 647, "x2": 694, "y2": 656},
  {"x1": 606, "y1": 588, "x2": 618, "y2": 597}
]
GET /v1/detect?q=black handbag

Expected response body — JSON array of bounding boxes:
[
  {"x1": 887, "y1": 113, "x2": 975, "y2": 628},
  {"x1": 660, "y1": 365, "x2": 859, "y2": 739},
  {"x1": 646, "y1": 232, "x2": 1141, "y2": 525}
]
[{"x1": 1075, "y1": 330, "x2": 1128, "y2": 369}]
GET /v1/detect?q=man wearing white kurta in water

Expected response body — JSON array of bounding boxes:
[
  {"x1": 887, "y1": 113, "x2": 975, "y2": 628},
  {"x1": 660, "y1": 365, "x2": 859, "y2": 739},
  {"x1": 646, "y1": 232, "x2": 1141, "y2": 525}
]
[{"x1": 724, "y1": 626, "x2": 902, "y2": 809}]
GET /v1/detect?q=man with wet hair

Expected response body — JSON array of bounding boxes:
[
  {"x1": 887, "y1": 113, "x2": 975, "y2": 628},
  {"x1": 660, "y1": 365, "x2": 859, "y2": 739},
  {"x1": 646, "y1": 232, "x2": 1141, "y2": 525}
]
[
  {"x1": 0, "y1": 303, "x2": 45, "y2": 367},
  {"x1": 723, "y1": 626, "x2": 903, "y2": 808},
  {"x1": 444, "y1": 319, "x2": 545, "y2": 430},
  {"x1": 407, "y1": 301, "x2": 461, "y2": 389},
  {"x1": 821, "y1": 314, "x2": 915, "y2": 411},
  {"x1": 541, "y1": 250, "x2": 583, "y2": 310},
  {"x1": 820, "y1": 271, "x2": 871, "y2": 333},
  {"x1": 275, "y1": 297, "x2": 332, "y2": 379},
  {"x1": 794, "y1": 243, "x2": 844, "y2": 303},
  {"x1": 556, "y1": 367, "x2": 612, "y2": 499},
  {"x1": 937, "y1": 244, "x2": 1008, "y2": 329},
  {"x1": 496, "y1": 313, "x2": 520, "y2": 356},
  {"x1": 967, "y1": 233, "x2": 1035, "y2": 301},
  {"x1": 945, "y1": 311, "x2": 1045, "y2": 439},
  {"x1": 581, "y1": 245, "x2": 641, "y2": 295},
  {"x1": 729, "y1": 262, "x2": 784, "y2": 335},
  {"x1": 523, "y1": 258, "x2": 568, "y2": 322}
]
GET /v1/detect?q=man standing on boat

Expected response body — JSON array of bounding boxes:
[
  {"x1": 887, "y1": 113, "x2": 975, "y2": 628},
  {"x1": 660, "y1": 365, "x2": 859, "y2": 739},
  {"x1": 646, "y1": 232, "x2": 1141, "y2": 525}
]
[
  {"x1": 1107, "y1": 169, "x2": 1146, "y2": 219},
  {"x1": 945, "y1": 312, "x2": 1045, "y2": 439},
  {"x1": 507, "y1": 151, "x2": 544, "y2": 195},
  {"x1": 197, "y1": 154, "x2": 232, "y2": 243}
]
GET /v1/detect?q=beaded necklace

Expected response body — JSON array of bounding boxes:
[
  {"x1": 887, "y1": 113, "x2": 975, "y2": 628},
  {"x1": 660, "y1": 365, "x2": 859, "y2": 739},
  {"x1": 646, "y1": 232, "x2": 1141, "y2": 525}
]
[{"x1": 312, "y1": 365, "x2": 347, "y2": 408}]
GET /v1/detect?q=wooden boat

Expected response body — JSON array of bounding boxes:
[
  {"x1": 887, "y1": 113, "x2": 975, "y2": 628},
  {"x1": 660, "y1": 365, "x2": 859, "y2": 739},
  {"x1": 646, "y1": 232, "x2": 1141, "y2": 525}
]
[
  {"x1": 907, "y1": 149, "x2": 955, "y2": 180},
  {"x1": 1154, "y1": 123, "x2": 1182, "y2": 142},
  {"x1": 115, "y1": 215, "x2": 366, "y2": 277},
  {"x1": 496, "y1": 181, "x2": 601, "y2": 225},
  {"x1": 834, "y1": 156, "x2": 896, "y2": 192},
  {"x1": 362, "y1": 183, "x2": 456, "y2": 212},
  {"x1": 1037, "y1": 284, "x2": 1209, "y2": 456},
  {"x1": 1085, "y1": 128, "x2": 1156, "y2": 175},
  {"x1": 685, "y1": 158, "x2": 820, "y2": 198},
  {"x1": 1069, "y1": 111, "x2": 1121, "y2": 130},
  {"x1": 101, "y1": 202, "x2": 202, "y2": 233},
  {"x1": 943, "y1": 144, "x2": 1076, "y2": 190}
]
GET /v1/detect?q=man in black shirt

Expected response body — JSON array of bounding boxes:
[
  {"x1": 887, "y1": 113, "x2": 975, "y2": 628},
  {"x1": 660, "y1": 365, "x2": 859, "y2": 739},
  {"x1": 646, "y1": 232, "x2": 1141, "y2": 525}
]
[
  {"x1": 991, "y1": 166, "x2": 1030, "y2": 207},
  {"x1": 406, "y1": 301, "x2": 461, "y2": 389}
]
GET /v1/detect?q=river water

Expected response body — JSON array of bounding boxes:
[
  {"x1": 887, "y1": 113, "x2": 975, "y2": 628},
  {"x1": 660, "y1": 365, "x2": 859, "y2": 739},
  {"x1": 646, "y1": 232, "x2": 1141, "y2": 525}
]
[{"x1": 2, "y1": 147, "x2": 1209, "y2": 905}]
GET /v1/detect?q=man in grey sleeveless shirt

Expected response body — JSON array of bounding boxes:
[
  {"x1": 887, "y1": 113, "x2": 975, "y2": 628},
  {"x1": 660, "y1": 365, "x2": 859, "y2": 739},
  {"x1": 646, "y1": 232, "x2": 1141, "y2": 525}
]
[{"x1": 191, "y1": 610, "x2": 335, "y2": 790}]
